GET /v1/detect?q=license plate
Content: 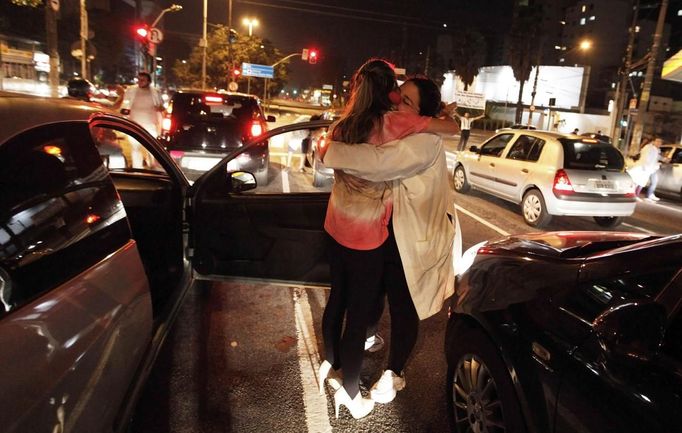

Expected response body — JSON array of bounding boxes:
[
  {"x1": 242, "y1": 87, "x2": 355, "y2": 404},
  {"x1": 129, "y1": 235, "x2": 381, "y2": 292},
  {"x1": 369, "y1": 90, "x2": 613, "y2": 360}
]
[
  {"x1": 589, "y1": 179, "x2": 616, "y2": 191},
  {"x1": 181, "y1": 157, "x2": 222, "y2": 171}
]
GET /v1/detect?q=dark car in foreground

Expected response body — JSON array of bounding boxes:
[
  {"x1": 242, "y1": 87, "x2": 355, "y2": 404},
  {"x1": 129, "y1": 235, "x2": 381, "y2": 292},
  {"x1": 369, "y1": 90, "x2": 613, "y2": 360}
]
[
  {"x1": 160, "y1": 90, "x2": 275, "y2": 183},
  {"x1": 446, "y1": 231, "x2": 682, "y2": 433}
]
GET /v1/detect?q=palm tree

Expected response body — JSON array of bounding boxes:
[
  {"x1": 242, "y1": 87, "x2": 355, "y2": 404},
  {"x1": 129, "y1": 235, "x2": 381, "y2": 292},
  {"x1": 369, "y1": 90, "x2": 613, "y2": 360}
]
[
  {"x1": 507, "y1": 2, "x2": 543, "y2": 123},
  {"x1": 451, "y1": 28, "x2": 487, "y2": 91}
]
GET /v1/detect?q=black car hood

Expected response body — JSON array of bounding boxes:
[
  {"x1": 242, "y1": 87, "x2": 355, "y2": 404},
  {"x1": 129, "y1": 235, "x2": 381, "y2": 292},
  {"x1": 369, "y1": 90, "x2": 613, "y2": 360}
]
[{"x1": 454, "y1": 231, "x2": 653, "y2": 314}]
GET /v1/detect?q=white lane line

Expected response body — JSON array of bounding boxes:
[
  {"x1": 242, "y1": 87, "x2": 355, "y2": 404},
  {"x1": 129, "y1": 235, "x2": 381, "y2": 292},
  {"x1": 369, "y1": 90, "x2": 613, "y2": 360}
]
[
  {"x1": 282, "y1": 169, "x2": 290, "y2": 193},
  {"x1": 292, "y1": 287, "x2": 333, "y2": 433},
  {"x1": 622, "y1": 222, "x2": 659, "y2": 235},
  {"x1": 455, "y1": 204, "x2": 510, "y2": 236},
  {"x1": 652, "y1": 202, "x2": 682, "y2": 214}
]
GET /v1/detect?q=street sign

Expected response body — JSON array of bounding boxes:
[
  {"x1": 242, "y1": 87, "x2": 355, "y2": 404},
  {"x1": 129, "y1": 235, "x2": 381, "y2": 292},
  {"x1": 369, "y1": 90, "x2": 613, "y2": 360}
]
[
  {"x1": 241, "y1": 63, "x2": 274, "y2": 79},
  {"x1": 149, "y1": 28, "x2": 164, "y2": 44},
  {"x1": 228, "y1": 81, "x2": 238, "y2": 92},
  {"x1": 629, "y1": 98, "x2": 638, "y2": 109}
]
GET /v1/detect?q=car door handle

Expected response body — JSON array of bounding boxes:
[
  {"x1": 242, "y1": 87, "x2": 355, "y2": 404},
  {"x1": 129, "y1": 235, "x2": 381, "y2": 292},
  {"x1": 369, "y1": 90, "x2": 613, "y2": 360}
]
[
  {"x1": 489, "y1": 163, "x2": 495, "y2": 167},
  {"x1": 521, "y1": 168, "x2": 529, "y2": 173}
]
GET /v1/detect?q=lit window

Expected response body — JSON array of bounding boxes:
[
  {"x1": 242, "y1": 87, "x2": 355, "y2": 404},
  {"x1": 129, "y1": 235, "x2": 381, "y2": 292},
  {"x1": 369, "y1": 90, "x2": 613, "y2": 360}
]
[
  {"x1": 560, "y1": 20, "x2": 566, "y2": 25},
  {"x1": 589, "y1": 15, "x2": 596, "y2": 21},
  {"x1": 582, "y1": 4, "x2": 587, "y2": 12},
  {"x1": 580, "y1": 17, "x2": 586, "y2": 25},
  {"x1": 559, "y1": 58, "x2": 565, "y2": 63},
  {"x1": 678, "y1": 9, "x2": 681, "y2": 16},
  {"x1": 635, "y1": 25, "x2": 640, "y2": 32},
  {"x1": 555, "y1": 45, "x2": 562, "y2": 50}
]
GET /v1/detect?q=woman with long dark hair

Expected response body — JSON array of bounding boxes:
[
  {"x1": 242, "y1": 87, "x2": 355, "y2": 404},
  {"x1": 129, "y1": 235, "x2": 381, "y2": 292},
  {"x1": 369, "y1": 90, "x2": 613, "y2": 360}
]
[{"x1": 319, "y1": 59, "x2": 458, "y2": 419}]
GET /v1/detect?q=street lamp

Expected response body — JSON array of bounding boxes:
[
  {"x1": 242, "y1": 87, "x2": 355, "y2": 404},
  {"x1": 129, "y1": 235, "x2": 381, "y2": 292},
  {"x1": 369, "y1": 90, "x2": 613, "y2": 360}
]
[
  {"x1": 579, "y1": 39, "x2": 592, "y2": 51},
  {"x1": 242, "y1": 17, "x2": 259, "y2": 36},
  {"x1": 151, "y1": 4, "x2": 182, "y2": 28}
]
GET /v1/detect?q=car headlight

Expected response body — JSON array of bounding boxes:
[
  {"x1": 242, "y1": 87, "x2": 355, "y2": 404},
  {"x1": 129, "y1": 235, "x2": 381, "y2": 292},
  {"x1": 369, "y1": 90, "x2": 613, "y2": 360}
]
[{"x1": 456, "y1": 240, "x2": 488, "y2": 276}]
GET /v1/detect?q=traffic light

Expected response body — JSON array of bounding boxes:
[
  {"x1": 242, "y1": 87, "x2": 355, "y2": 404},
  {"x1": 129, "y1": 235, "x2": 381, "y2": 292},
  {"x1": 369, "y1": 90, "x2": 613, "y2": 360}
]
[
  {"x1": 134, "y1": 25, "x2": 149, "y2": 40},
  {"x1": 232, "y1": 68, "x2": 241, "y2": 78},
  {"x1": 309, "y1": 50, "x2": 318, "y2": 64}
]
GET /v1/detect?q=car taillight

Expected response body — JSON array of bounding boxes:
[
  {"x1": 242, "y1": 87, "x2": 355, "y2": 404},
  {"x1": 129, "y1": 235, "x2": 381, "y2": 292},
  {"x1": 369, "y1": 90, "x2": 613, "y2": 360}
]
[
  {"x1": 162, "y1": 117, "x2": 173, "y2": 132},
  {"x1": 205, "y1": 95, "x2": 223, "y2": 104},
  {"x1": 250, "y1": 121, "x2": 264, "y2": 137},
  {"x1": 170, "y1": 150, "x2": 185, "y2": 160},
  {"x1": 552, "y1": 169, "x2": 574, "y2": 196}
]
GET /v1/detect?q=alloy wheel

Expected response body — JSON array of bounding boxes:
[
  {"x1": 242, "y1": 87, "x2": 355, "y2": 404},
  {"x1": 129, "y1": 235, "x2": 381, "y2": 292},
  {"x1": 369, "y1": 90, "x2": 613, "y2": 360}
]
[{"x1": 452, "y1": 354, "x2": 506, "y2": 433}]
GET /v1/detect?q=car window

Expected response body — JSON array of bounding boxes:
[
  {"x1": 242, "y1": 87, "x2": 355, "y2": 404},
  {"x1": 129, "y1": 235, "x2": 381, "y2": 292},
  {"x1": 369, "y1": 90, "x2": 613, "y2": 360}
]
[
  {"x1": 559, "y1": 139, "x2": 624, "y2": 170},
  {"x1": 506, "y1": 135, "x2": 545, "y2": 162},
  {"x1": 480, "y1": 134, "x2": 514, "y2": 157},
  {"x1": 236, "y1": 126, "x2": 333, "y2": 194},
  {"x1": 559, "y1": 268, "x2": 678, "y2": 324},
  {"x1": 174, "y1": 94, "x2": 261, "y2": 121},
  {"x1": 91, "y1": 126, "x2": 165, "y2": 173},
  {"x1": 671, "y1": 149, "x2": 682, "y2": 164},
  {"x1": 0, "y1": 123, "x2": 129, "y2": 316}
]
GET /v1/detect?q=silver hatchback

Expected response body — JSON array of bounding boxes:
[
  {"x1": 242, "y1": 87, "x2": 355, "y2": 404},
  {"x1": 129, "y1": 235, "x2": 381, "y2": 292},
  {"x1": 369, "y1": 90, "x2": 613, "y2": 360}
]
[{"x1": 453, "y1": 131, "x2": 636, "y2": 227}]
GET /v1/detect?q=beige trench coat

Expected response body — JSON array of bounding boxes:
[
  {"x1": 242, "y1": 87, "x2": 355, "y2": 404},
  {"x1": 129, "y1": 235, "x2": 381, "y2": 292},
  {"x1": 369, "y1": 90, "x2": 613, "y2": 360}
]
[{"x1": 323, "y1": 133, "x2": 456, "y2": 320}]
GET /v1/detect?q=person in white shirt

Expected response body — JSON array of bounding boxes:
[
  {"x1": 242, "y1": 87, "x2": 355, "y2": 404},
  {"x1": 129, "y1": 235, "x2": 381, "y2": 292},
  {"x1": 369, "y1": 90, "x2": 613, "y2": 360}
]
[
  {"x1": 120, "y1": 72, "x2": 164, "y2": 138},
  {"x1": 452, "y1": 111, "x2": 485, "y2": 151},
  {"x1": 637, "y1": 137, "x2": 667, "y2": 201}
]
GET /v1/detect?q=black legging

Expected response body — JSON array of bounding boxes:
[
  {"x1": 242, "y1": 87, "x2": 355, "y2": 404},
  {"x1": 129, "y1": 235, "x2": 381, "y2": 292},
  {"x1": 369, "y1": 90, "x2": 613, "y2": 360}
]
[{"x1": 322, "y1": 224, "x2": 419, "y2": 398}]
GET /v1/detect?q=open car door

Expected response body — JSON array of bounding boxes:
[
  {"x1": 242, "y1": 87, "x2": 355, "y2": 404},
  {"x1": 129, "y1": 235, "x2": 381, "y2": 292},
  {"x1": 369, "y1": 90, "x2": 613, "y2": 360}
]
[{"x1": 189, "y1": 120, "x2": 334, "y2": 286}]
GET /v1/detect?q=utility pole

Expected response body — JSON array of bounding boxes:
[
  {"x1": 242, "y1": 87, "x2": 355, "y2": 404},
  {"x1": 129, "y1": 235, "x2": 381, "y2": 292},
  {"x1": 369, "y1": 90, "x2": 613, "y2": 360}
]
[
  {"x1": 45, "y1": 1, "x2": 59, "y2": 97},
  {"x1": 611, "y1": 0, "x2": 639, "y2": 151},
  {"x1": 228, "y1": 0, "x2": 233, "y2": 75},
  {"x1": 201, "y1": 0, "x2": 207, "y2": 89},
  {"x1": 630, "y1": 0, "x2": 669, "y2": 153},
  {"x1": 79, "y1": 0, "x2": 88, "y2": 79}
]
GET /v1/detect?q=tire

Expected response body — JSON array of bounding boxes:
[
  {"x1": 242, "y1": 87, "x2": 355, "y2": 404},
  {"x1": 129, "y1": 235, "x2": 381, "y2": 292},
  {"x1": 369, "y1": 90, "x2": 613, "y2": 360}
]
[
  {"x1": 521, "y1": 190, "x2": 551, "y2": 227},
  {"x1": 453, "y1": 165, "x2": 470, "y2": 193},
  {"x1": 446, "y1": 326, "x2": 526, "y2": 433},
  {"x1": 593, "y1": 216, "x2": 623, "y2": 228}
]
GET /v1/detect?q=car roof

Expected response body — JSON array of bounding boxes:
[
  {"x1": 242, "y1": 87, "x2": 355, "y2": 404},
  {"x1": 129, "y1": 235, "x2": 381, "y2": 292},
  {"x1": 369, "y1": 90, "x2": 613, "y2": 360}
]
[
  {"x1": 173, "y1": 89, "x2": 260, "y2": 100},
  {"x1": 0, "y1": 92, "x2": 115, "y2": 144},
  {"x1": 497, "y1": 129, "x2": 573, "y2": 141}
]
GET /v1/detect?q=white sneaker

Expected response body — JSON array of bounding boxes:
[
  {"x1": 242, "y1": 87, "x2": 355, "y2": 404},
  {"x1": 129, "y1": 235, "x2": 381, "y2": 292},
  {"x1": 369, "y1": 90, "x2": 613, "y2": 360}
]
[
  {"x1": 364, "y1": 334, "x2": 385, "y2": 352},
  {"x1": 647, "y1": 195, "x2": 660, "y2": 201},
  {"x1": 370, "y1": 370, "x2": 405, "y2": 403}
]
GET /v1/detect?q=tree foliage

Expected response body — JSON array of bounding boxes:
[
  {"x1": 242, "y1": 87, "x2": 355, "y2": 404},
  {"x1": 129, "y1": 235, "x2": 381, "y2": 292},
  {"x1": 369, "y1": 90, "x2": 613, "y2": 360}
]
[
  {"x1": 506, "y1": 3, "x2": 544, "y2": 122},
  {"x1": 450, "y1": 28, "x2": 486, "y2": 91},
  {"x1": 172, "y1": 26, "x2": 288, "y2": 96}
]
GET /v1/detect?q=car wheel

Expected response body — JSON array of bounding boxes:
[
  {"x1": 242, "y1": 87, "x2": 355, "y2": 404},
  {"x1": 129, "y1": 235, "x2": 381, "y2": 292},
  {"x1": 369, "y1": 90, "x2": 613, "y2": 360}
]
[
  {"x1": 446, "y1": 326, "x2": 525, "y2": 433},
  {"x1": 453, "y1": 165, "x2": 470, "y2": 193},
  {"x1": 522, "y1": 190, "x2": 551, "y2": 227},
  {"x1": 593, "y1": 216, "x2": 623, "y2": 228},
  {"x1": 312, "y1": 154, "x2": 325, "y2": 187}
]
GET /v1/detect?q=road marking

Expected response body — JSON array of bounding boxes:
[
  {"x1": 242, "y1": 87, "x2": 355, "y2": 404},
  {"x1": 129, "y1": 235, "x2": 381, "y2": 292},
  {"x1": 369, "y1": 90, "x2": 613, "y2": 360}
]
[
  {"x1": 651, "y1": 201, "x2": 682, "y2": 214},
  {"x1": 282, "y1": 169, "x2": 290, "y2": 193},
  {"x1": 455, "y1": 204, "x2": 510, "y2": 236},
  {"x1": 622, "y1": 222, "x2": 659, "y2": 235},
  {"x1": 292, "y1": 287, "x2": 333, "y2": 433}
]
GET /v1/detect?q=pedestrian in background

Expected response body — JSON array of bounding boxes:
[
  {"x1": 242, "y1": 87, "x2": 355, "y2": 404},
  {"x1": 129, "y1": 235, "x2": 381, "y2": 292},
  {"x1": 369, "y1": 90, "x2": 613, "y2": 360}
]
[
  {"x1": 452, "y1": 111, "x2": 485, "y2": 151},
  {"x1": 629, "y1": 136, "x2": 668, "y2": 201},
  {"x1": 120, "y1": 72, "x2": 164, "y2": 138}
]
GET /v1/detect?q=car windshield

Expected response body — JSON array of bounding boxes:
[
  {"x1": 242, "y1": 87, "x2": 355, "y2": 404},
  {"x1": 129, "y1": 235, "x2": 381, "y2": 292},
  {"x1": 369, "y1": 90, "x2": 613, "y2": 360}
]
[
  {"x1": 179, "y1": 95, "x2": 260, "y2": 121},
  {"x1": 560, "y1": 139, "x2": 624, "y2": 170}
]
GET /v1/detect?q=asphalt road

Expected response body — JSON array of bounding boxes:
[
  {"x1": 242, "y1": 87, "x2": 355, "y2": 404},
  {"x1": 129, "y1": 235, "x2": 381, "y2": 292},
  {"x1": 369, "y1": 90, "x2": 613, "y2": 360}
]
[{"x1": 130, "y1": 117, "x2": 682, "y2": 433}]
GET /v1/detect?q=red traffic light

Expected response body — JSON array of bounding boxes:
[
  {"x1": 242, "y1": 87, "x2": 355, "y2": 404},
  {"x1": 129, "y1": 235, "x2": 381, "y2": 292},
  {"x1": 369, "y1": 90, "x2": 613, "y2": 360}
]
[
  {"x1": 309, "y1": 50, "x2": 318, "y2": 64},
  {"x1": 135, "y1": 26, "x2": 149, "y2": 39},
  {"x1": 233, "y1": 68, "x2": 241, "y2": 77}
]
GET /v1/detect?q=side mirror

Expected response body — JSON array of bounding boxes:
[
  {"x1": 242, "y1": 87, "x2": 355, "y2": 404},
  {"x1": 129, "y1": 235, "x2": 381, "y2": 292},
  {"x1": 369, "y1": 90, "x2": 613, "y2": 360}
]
[
  {"x1": 228, "y1": 171, "x2": 257, "y2": 193},
  {"x1": 593, "y1": 301, "x2": 667, "y2": 361},
  {"x1": 468, "y1": 145, "x2": 479, "y2": 153},
  {"x1": 266, "y1": 115, "x2": 276, "y2": 122}
]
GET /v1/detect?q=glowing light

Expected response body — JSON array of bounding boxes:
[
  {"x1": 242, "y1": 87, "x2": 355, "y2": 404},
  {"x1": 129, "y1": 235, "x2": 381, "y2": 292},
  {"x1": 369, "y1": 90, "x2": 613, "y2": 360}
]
[{"x1": 43, "y1": 145, "x2": 62, "y2": 156}]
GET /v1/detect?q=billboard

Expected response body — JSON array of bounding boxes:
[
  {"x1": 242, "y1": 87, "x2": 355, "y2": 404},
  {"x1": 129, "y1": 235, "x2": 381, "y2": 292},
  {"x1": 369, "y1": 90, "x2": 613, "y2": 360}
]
[{"x1": 442, "y1": 65, "x2": 587, "y2": 110}]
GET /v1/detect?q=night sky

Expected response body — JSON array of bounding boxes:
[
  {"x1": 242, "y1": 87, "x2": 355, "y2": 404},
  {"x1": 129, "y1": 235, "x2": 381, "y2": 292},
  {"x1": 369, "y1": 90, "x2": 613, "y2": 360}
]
[{"x1": 163, "y1": 0, "x2": 515, "y2": 88}]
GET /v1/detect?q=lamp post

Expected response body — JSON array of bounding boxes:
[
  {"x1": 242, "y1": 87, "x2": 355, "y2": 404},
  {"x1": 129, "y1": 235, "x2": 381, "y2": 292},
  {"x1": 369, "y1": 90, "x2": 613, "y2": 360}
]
[
  {"x1": 149, "y1": 4, "x2": 182, "y2": 85},
  {"x1": 242, "y1": 17, "x2": 259, "y2": 36},
  {"x1": 151, "y1": 4, "x2": 182, "y2": 29}
]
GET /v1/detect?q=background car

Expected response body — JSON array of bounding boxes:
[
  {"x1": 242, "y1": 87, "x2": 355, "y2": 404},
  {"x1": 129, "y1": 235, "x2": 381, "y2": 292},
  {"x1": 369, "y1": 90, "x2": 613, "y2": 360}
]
[
  {"x1": 66, "y1": 77, "x2": 96, "y2": 101},
  {"x1": 495, "y1": 124, "x2": 537, "y2": 133},
  {"x1": 446, "y1": 231, "x2": 682, "y2": 433},
  {"x1": 452, "y1": 131, "x2": 636, "y2": 227},
  {"x1": 160, "y1": 90, "x2": 275, "y2": 183},
  {"x1": 626, "y1": 143, "x2": 682, "y2": 200},
  {"x1": 581, "y1": 131, "x2": 612, "y2": 143}
]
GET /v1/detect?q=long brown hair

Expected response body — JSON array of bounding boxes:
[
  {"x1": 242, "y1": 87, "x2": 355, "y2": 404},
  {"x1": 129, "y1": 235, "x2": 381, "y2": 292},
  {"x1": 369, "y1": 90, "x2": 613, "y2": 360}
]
[{"x1": 331, "y1": 59, "x2": 396, "y2": 143}]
